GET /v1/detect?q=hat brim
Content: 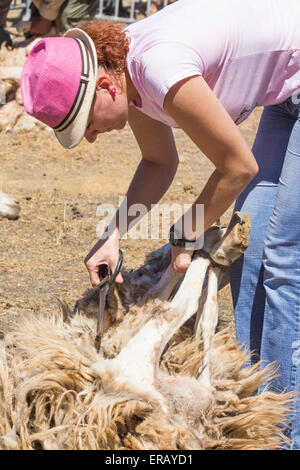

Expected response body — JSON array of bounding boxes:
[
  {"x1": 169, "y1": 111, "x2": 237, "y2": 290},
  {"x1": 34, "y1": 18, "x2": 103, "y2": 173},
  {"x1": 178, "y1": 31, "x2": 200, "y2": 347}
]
[{"x1": 54, "y1": 28, "x2": 98, "y2": 149}]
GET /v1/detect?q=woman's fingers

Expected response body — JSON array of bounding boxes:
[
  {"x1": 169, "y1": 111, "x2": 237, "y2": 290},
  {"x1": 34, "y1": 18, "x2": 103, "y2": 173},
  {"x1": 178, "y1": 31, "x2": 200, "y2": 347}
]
[
  {"x1": 115, "y1": 272, "x2": 124, "y2": 284},
  {"x1": 85, "y1": 257, "x2": 103, "y2": 286},
  {"x1": 171, "y1": 246, "x2": 194, "y2": 273},
  {"x1": 85, "y1": 239, "x2": 123, "y2": 286},
  {"x1": 88, "y1": 264, "x2": 102, "y2": 287}
]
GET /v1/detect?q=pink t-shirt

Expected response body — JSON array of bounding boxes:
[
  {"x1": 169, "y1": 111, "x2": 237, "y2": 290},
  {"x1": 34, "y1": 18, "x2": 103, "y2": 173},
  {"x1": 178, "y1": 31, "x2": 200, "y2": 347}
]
[{"x1": 125, "y1": 0, "x2": 300, "y2": 126}]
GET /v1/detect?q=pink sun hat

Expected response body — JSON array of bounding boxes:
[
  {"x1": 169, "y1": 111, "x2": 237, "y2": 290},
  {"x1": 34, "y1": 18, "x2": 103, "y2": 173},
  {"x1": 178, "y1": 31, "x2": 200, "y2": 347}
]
[{"x1": 21, "y1": 28, "x2": 98, "y2": 149}]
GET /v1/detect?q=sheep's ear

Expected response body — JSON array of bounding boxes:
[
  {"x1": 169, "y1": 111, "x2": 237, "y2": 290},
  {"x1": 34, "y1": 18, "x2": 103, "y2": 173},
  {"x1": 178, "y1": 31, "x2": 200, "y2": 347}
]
[
  {"x1": 72, "y1": 287, "x2": 100, "y2": 316},
  {"x1": 56, "y1": 299, "x2": 73, "y2": 323}
]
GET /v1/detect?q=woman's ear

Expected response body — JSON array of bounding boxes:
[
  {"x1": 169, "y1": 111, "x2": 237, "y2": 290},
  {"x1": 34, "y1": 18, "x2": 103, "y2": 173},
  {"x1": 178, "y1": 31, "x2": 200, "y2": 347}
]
[{"x1": 96, "y1": 75, "x2": 112, "y2": 92}]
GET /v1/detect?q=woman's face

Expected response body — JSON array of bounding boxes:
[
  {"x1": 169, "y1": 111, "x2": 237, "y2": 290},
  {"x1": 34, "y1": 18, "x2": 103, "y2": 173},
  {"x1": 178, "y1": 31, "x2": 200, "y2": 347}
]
[{"x1": 84, "y1": 72, "x2": 128, "y2": 143}]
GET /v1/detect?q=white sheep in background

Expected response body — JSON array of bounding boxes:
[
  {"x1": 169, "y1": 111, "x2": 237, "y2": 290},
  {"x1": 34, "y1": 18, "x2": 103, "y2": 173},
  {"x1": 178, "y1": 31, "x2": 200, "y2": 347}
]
[
  {"x1": 0, "y1": 191, "x2": 20, "y2": 219},
  {"x1": 0, "y1": 62, "x2": 47, "y2": 132}
]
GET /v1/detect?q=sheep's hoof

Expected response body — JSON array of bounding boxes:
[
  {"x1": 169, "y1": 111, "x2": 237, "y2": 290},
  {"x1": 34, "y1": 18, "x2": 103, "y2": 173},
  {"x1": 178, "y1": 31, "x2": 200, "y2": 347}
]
[{"x1": 210, "y1": 212, "x2": 250, "y2": 266}]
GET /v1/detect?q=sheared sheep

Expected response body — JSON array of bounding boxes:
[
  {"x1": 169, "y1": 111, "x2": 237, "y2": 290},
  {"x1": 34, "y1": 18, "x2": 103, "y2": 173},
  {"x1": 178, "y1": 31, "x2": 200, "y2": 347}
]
[{"x1": 0, "y1": 213, "x2": 294, "y2": 450}]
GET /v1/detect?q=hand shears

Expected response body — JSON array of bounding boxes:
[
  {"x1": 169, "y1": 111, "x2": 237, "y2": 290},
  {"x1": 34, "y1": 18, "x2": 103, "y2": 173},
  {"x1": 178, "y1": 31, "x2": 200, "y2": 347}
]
[{"x1": 95, "y1": 249, "x2": 123, "y2": 353}]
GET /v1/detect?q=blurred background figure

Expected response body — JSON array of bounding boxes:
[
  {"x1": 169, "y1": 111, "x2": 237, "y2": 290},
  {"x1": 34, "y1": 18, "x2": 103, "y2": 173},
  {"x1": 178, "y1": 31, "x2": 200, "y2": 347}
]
[
  {"x1": 3, "y1": 1, "x2": 174, "y2": 42},
  {"x1": 29, "y1": 0, "x2": 100, "y2": 36},
  {"x1": 0, "y1": 0, "x2": 13, "y2": 48}
]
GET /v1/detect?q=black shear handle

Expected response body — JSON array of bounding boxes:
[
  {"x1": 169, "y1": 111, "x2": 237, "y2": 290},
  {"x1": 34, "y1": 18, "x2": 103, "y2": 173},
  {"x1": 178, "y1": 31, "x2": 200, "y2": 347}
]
[
  {"x1": 98, "y1": 249, "x2": 123, "y2": 284},
  {"x1": 110, "y1": 249, "x2": 123, "y2": 283}
]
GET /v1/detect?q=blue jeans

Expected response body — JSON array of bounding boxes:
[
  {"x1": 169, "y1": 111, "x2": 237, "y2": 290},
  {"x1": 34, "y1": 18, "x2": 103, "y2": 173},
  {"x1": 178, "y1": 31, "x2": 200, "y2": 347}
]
[{"x1": 229, "y1": 97, "x2": 300, "y2": 449}]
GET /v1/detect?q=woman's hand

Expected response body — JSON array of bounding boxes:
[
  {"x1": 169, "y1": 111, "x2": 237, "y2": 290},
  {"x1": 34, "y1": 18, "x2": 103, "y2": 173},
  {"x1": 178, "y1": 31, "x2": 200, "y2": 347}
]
[
  {"x1": 84, "y1": 231, "x2": 124, "y2": 286},
  {"x1": 171, "y1": 245, "x2": 194, "y2": 273}
]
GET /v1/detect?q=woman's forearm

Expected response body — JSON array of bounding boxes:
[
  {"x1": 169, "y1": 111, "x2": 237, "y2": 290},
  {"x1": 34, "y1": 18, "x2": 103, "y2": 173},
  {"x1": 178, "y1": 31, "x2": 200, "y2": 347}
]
[
  {"x1": 85, "y1": 158, "x2": 177, "y2": 285},
  {"x1": 105, "y1": 158, "x2": 178, "y2": 238},
  {"x1": 181, "y1": 168, "x2": 256, "y2": 240}
]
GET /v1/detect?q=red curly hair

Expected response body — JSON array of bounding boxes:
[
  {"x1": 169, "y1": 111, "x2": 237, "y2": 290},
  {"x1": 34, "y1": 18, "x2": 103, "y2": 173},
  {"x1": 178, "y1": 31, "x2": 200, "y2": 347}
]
[{"x1": 79, "y1": 20, "x2": 130, "y2": 76}]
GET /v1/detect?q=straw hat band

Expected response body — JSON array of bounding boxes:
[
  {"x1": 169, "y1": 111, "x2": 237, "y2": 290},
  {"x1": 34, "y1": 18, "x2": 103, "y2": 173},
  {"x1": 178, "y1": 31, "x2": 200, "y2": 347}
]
[
  {"x1": 54, "y1": 38, "x2": 92, "y2": 133},
  {"x1": 54, "y1": 79, "x2": 88, "y2": 132}
]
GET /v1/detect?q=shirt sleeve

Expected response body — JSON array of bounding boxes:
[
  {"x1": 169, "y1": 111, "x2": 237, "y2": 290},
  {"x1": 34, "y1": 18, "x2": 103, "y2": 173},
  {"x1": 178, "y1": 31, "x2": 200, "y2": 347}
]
[{"x1": 139, "y1": 41, "x2": 205, "y2": 109}]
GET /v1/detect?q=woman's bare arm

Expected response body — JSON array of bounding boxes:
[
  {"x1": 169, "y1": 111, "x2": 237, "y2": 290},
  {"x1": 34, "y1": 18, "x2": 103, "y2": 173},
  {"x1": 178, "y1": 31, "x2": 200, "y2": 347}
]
[
  {"x1": 163, "y1": 75, "x2": 258, "y2": 271},
  {"x1": 85, "y1": 108, "x2": 179, "y2": 285},
  {"x1": 120, "y1": 106, "x2": 179, "y2": 226}
]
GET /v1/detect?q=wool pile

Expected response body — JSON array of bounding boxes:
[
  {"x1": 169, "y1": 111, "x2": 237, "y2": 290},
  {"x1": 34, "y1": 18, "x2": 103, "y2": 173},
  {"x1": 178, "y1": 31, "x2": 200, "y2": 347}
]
[{"x1": 0, "y1": 298, "x2": 293, "y2": 450}]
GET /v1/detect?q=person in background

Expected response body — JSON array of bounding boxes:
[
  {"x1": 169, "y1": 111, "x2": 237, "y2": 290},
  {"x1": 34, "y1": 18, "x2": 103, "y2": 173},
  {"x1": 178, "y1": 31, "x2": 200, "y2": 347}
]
[
  {"x1": 29, "y1": 0, "x2": 99, "y2": 36},
  {"x1": 0, "y1": 0, "x2": 13, "y2": 48}
]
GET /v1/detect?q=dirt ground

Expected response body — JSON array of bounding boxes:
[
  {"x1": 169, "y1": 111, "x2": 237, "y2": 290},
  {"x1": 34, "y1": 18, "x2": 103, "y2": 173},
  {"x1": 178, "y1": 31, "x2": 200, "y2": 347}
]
[{"x1": 0, "y1": 98, "x2": 263, "y2": 336}]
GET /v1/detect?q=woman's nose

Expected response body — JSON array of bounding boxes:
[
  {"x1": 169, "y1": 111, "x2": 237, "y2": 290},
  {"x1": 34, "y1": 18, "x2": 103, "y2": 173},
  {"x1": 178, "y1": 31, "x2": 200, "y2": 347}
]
[{"x1": 85, "y1": 129, "x2": 98, "y2": 143}]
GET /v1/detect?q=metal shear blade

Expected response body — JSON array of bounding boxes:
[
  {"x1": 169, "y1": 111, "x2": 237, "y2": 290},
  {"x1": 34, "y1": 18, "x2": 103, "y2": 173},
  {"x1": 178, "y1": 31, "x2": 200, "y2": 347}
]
[
  {"x1": 95, "y1": 282, "x2": 109, "y2": 352},
  {"x1": 95, "y1": 249, "x2": 123, "y2": 353}
]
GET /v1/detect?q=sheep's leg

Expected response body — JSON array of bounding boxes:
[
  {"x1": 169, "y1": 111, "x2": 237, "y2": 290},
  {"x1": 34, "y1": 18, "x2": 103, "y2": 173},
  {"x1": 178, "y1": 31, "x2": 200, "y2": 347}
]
[
  {"x1": 197, "y1": 266, "x2": 221, "y2": 388},
  {"x1": 92, "y1": 257, "x2": 210, "y2": 409},
  {"x1": 116, "y1": 257, "x2": 210, "y2": 371},
  {"x1": 193, "y1": 293, "x2": 206, "y2": 341},
  {"x1": 193, "y1": 267, "x2": 228, "y2": 340},
  {"x1": 208, "y1": 213, "x2": 250, "y2": 267}
]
